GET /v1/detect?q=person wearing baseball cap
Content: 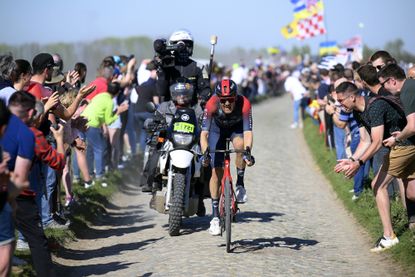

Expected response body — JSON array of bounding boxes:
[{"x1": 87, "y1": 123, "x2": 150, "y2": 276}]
[{"x1": 27, "y1": 53, "x2": 55, "y2": 99}]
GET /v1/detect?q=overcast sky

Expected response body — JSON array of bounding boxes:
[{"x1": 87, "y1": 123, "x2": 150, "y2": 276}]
[{"x1": 1, "y1": 0, "x2": 414, "y2": 54}]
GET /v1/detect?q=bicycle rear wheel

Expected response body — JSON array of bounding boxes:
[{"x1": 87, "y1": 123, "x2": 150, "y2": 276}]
[{"x1": 224, "y1": 178, "x2": 232, "y2": 253}]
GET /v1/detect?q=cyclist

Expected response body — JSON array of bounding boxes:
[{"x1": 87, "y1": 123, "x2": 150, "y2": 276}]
[{"x1": 200, "y1": 78, "x2": 254, "y2": 235}]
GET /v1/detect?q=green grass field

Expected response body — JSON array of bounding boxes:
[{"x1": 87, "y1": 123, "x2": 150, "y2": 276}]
[{"x1": 303, "y1": 117, "x2": 415, "y2": 274}]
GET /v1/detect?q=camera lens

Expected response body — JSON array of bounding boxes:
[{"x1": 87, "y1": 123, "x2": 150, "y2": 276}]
[{"x1": 176, "y1": 41, "x2": 186, "y2": 51}]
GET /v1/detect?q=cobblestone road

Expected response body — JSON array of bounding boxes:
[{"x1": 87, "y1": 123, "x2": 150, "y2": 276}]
[{"x1": 55, "y1": 95, "x2": 398, "y2": 277}]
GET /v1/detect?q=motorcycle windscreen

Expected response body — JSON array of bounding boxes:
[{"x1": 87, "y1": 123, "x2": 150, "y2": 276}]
[{"x1": 169, "y1": 149, "x2": 194, "y2": 168}]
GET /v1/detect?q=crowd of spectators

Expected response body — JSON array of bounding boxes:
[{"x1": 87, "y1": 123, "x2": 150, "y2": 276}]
[
  {"x1": 283, "y1": 50, "x2": 415, "y2": 252},
  {"x1": 1, "y1": 47, "x2": 413, "y2": 274},
  {"x1": 0, "y1": 52, "x2": 151, "y2": 276}
]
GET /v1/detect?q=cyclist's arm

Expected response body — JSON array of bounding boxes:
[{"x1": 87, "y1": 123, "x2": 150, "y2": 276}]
[
  {"x1": 242, "y1": 96, "x2": 253, "y2": 150},
  {"x1": 200, "y1": 97, "x2": 217, "y2": 153},
  {"x1": 200, "y1": 130, "x2": 209, "y2": 154},
  {"x1": 243, "y1": 130, "x2": 253, "y2": 150}
]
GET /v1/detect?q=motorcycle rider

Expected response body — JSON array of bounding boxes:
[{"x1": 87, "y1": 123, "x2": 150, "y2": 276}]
[
  {"x1": 155, "y1": 29, "x2": 211, "y2": 106},
  {"x1": 146, "y1": 79, "x2": 206, "y2": 216},
  {"x1": 157, "y1": 80, "x2": 201, "y2": 121},
  {"x1": 200, "y1": 78, "x2": 255, "y2": 235}
]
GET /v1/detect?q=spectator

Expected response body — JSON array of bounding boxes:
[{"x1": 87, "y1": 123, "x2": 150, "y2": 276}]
[
  {"x1": 316, "y1": 68, "x2": 330, "y2": 136},
  {"x1": 9, "y1": 91, "x2": 61, "y2": 276},
  {"x1": 325, "y1": 79, "x2": 347, "y2": 160},
  {"x1": 329, "y1": 68, "x2": 347, "y2": 160},
  {"x1": 85, "y1": 57, "x2": 114, "y2": 101},
  {"x1": 357, "y1": 64, "x2": 404, "y2": 201},
  {"x1": 136, "y1": 59, "x2": 152, "y2": 85},
  {"x1": 334, "y1": 78, "x2": 370, "y2": 200},
  {"x1": 81, "y1": 82, "x2": 128, "y2": 187},
  {"x1": 28, "y1": 53, "x2": 94, "y2": 228},
  {"x1": 284, "y1": 70, "x2": 306, "y2": 129},
  {"x1": 407, "y1": 65, "x2": 415, "y2": 79},
  {"x1": 0, "y1": 99, "x2": 14, "y2": 277},
  {"x1": 27, "y1": 53, "x2": 54, "y2": 99},
  {"x1": 369, "y1": 50, "x2": 396, "y2": 72},
  {"x1": 107, "y1": 95, "x2": 123, "y2": 170},
  {"x1": 231, "y1": 63, "x2": 248, "y2": 94},
  {"x1": 52, "y1": 53, "x2": 63, "y2": 72},
  {"x1": 73, "y1": 62, "x2": 87, "y2": 89},
  {"x1": 343, "y1": 68, "x2": 354, "y2": 81},
  {"x1": 13, "y1": 59, "x2": 32, "y2": 91},
  {"x1": 379, "y1": 63, "x2": 415, "y2": 232},
  {"x1": 134, "y1": 61, "x2": 160, "y2": 153},
  {"x1": 357, "y1": 64, "x2": 392, "y2": 97},
  {"x1": 334, "y1": 81, "x2": 410, "y2": 252},
  {"x1": 0, "y1": 54, "x2": 17, "y2": 105},
  {"x1": 114, "y1": 55, "x2": 137, "y2": 160},
  {"x1": 0, "y1": 96, "x2": 34, "y2": 275},
  {"x1": 59, "y1": 89, "x2": 84, "y2": 206}
]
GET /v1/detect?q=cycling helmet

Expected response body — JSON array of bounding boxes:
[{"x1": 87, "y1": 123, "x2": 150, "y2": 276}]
[
  {"x1": 169, "y1": 29, "x2": 194, "y2": 57},
  {"x1": 169, "y1": 80, "x2": 194, "y2": 106},
  {"x1": 214, "y1": 79, "x2": 238, "y2": 99}
]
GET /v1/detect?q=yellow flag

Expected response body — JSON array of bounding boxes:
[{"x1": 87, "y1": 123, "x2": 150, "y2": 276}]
[
  {"x1": 281, "y1": 19, "x2": 299, "y2": 39},
  {"x1": 267, "y1": 47, "x2": 280, "y2": 55}
]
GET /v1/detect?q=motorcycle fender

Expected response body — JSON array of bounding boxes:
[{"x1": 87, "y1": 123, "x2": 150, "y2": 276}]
[
  {"x1": 169, "y1": 149, "x2": 194, "y2": 169},
  {"x1": 159, "y1": 141, "x2": 172, "y2": 174}
]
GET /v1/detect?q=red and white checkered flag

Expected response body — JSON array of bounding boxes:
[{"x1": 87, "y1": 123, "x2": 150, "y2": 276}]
[{"x1": 296, "y1": 12, "x2": 326, "y2": 40}]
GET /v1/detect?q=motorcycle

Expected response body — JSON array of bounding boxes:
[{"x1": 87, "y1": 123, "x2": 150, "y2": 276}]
[{"x1": 144, "y1": 102, "x2": 204, "y2": 236}]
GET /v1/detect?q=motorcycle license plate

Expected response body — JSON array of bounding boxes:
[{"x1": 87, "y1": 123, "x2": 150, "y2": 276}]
[{"x1": 173, "y1": 122, "x2": 195, "y2": 133}]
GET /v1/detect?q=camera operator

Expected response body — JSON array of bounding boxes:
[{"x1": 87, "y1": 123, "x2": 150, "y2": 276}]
[{"x1": 153, "y1": 29, "x2": 211, "y2": 106}]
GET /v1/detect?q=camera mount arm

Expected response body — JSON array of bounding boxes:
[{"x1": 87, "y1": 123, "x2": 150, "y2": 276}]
[{"x1": 208, "y1": 35, "x2": 218, "y2": 81}]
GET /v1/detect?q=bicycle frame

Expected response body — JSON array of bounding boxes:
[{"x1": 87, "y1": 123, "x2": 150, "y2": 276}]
[
  {"x1": 215, "y1": 139, "x2": 239, "y2": 252},
  {"x1": 219, "y1": 142, "x2": 238, "y2": 220}
]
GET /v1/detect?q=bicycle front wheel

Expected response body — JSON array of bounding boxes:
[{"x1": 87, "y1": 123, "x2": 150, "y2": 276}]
[{"x1": 224, "y1": 178, "x2": 232, "y2": 253}]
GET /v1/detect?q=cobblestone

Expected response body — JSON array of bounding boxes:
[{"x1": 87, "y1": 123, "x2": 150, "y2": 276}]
[{"x1": 54, "y1": 95, "x2": 398, "y2": 276}]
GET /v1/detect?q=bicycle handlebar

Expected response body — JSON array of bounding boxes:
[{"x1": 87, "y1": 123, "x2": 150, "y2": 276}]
[{"x1": 207, "y1": 149, "x2": 245, "y2": 154}]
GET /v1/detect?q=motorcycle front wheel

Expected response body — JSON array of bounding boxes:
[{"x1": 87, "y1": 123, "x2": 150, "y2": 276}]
[{"x1": 168, "y1": 170, "x2": 185, "y2": 236}]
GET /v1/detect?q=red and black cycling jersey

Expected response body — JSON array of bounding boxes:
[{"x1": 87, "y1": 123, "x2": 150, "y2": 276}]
[{"x1": 202, "y1": 95, "x2": 252, "y2": 131}]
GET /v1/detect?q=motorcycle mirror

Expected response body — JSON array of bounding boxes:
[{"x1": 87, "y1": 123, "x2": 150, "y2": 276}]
[{"x1": 145, "y1": 102, "x2": 157, "y2": 113}]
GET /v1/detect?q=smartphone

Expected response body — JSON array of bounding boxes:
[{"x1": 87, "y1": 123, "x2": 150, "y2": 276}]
[{"x1": 57, "y1": 85, "x2": 66, "y2": 95}]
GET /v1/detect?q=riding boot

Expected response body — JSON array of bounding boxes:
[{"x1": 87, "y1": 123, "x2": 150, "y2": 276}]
[{"x1": 196, "y1": 195, "x2": 206, "y2": 217}]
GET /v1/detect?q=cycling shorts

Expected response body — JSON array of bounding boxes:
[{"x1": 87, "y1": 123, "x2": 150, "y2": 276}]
[{"x1": 208, "y1": 120, "x2": 243, "y2": 168}]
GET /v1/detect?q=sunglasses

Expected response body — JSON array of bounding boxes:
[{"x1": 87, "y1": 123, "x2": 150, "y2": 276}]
[
  {"x1": 367, "y1": 62, "x2": 385, "y2": 71},
  {"x1": 337, "y1": 94, "x2": 352, "y2": 104},
  {"x1": 375, "y1": 64, "x2": 385, "y2": 71},
  {"x1": 219, "y1": 97, "x2": 236, "y2": 104},
  {"x1": 380, "y1": 77, "x2": 390, "y2": 87}
]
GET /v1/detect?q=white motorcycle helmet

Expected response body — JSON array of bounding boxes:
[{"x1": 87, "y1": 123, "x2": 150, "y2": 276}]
[{"x1": 169, "y1": 29, "x2": 194, "y2": 57}]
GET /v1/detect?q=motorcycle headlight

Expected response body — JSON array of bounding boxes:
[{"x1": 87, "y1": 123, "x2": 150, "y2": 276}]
[{"x1": 173, "y1": 133, "x2": 193, "y2": 146}]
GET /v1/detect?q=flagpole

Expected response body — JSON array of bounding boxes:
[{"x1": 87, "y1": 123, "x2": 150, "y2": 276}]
[{"x1": 323, "y1": 0, "x2": 329, "y2": 42}]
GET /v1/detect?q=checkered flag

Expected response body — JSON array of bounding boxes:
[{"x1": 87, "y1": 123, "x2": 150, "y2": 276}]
[{"x1": 296, "y1": 12, "x2": 326, "y2": 40}]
